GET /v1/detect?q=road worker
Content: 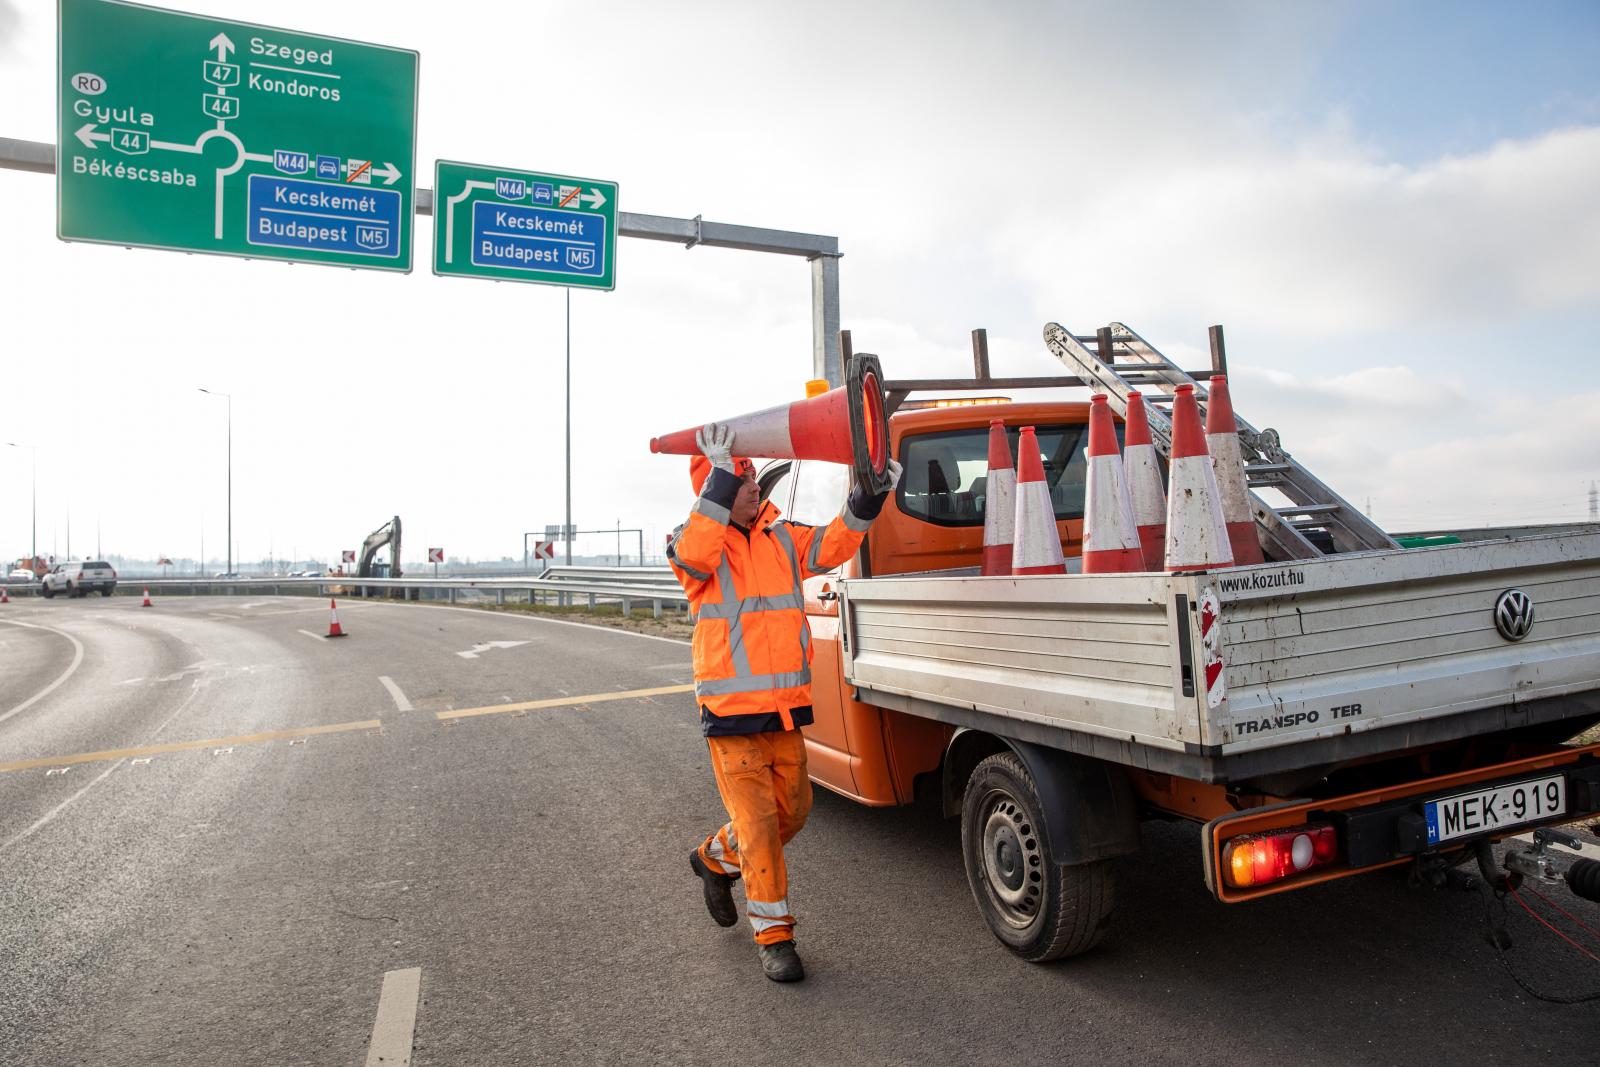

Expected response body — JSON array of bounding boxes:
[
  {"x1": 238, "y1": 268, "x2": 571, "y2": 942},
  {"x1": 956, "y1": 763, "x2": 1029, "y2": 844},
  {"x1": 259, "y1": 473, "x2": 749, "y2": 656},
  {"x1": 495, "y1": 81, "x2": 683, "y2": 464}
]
[{"x1": 668, "y1": 422, "x2": 901, "y2": 982}]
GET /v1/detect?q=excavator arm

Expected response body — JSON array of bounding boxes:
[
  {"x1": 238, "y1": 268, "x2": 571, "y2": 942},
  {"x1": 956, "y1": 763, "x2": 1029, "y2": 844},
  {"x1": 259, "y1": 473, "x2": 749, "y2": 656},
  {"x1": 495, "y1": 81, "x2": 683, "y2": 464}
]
[{"x1": 358, "y1": 516, "x2": 403, "y2": 579}]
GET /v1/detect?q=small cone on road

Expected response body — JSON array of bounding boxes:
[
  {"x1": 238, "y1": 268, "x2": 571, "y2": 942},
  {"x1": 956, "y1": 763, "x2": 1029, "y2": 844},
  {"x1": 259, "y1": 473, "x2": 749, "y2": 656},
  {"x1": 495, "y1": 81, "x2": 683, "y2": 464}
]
[
  {"x1": 981, "y1": 419, "x2": 1016, "y2": 576},
  {"x1": 1205, "y1": 376, "x2": 1264, "y2": 566},
  {"x1": 1124, "y1": 392, "x2": 1167, "y2": 570},
  {"x1": 1, "y1": 587, "x2": 9, "y2": 604},
  {"x1": 1011, "y1": 426, "x2": 1067, "y2": 575},
  {"x1": 1082, "y1": 395, "x2": 1147, "y2": 574},
  {"x1": 326, "y1": 597, "x2": 347, "y2": 638},
  {"x1": 1164, "y1": 385, "x2": 1234, "y2": 572},
  {"x1": 141, "y1": 587, "x2": 152, "y2": 608}
]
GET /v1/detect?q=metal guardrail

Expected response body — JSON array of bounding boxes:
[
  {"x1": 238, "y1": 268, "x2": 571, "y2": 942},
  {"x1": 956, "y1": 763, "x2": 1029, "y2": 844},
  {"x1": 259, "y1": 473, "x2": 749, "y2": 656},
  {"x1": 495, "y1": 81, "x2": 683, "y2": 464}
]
[{"x1": 1, "y1": 571, "x2": 690, "y2": 619}]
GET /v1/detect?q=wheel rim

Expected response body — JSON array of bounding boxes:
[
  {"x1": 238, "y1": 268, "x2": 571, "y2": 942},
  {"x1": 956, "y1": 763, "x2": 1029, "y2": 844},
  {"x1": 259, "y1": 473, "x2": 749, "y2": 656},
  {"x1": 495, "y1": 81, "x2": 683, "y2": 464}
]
[{"x1": 977, "y1": 787, "x2": 1044, "y2": 929}]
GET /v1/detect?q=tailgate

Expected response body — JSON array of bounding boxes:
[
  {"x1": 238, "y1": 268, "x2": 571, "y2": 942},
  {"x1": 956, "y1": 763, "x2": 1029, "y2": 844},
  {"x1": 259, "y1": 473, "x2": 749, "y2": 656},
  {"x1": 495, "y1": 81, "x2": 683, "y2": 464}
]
[{"x1": 1209, "y1": 529, "x2": 1600, "y2": 754}]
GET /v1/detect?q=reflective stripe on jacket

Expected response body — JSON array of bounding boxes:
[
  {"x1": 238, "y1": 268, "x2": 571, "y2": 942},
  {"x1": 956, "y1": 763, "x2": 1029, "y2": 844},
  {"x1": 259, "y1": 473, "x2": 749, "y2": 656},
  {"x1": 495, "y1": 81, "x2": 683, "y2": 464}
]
[{"x1": 667, "y1": 466, "x2": 882, "y2": 736}]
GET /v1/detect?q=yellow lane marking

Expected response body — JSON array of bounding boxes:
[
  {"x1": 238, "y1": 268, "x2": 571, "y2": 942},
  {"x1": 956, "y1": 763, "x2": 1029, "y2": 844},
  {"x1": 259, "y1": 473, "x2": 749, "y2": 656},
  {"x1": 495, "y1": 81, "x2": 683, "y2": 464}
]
[
  {"x1": 0, "y1": 718, "x2": 382, "y2": 775},
  {"x1": 436, "y1": 683, "x2": 694, "y2": 721}
]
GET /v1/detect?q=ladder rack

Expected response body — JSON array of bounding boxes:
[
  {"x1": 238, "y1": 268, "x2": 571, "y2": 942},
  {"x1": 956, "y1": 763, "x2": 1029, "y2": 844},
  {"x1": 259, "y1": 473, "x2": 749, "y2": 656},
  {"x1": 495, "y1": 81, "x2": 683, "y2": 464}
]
[{"x1": 1043, "y1": 321, "x2": 1399, "y2": 560}]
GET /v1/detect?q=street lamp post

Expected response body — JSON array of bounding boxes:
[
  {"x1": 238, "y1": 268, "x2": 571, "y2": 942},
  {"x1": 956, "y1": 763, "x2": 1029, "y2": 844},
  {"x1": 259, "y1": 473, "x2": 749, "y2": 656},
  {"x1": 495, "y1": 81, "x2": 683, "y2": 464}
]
[
  {"x1": 5, "y1": 441, "x2": 36, "y2": 565},
  {"x1": 198, "y1": 388, "x2": 232, "y2": 576}
]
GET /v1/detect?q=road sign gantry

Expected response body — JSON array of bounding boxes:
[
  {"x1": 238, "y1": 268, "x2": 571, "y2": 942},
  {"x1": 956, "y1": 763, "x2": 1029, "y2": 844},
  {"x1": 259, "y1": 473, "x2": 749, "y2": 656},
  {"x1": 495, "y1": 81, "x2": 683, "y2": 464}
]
[
  {"x1": 433, "y1": 160, "x2": 618, "y2": 290},
  {"x1": 57, "y1": 0, "x2": 418, "y2": 271}
]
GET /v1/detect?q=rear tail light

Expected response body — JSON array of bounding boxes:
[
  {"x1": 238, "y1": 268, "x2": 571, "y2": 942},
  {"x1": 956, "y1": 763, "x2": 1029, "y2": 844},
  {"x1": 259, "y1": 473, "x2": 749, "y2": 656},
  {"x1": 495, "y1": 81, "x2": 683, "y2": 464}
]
[{"x1": 1223, "y1": 823, "x2": 1338, "y2": 889}]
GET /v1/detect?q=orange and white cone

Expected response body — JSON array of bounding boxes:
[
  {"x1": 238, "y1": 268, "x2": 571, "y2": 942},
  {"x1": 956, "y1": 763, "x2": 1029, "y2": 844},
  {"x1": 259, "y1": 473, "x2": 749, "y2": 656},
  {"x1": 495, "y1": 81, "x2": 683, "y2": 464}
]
[
  {"x1": 1081, "y1": 395, "x2": 1146, "y2": 573},
  {"x1": 141, "y1": 587, "x2": 152, "y2": 608},
  {"x1": 1011, "y1": 426, "x2": 1066, "y2": 575},
  {"x1": 326, "y1": 598, "x2": 346, "y2": 638},
  {"x1": 1124, "y1": 392, "x2": 1166, "y2": 570},
  {"x1": 981, "y1": 419, "x2": 1016, "y2": 576},
  {"x1": 1164, "y1": 384, "x2": 1234, "y2": 572},
  {"x1": 1, "y1": 587, "x2": 9, "y2": 604},
  {"x1": 1205, "y1": 376, "x2": 1263, "y2": 566}
]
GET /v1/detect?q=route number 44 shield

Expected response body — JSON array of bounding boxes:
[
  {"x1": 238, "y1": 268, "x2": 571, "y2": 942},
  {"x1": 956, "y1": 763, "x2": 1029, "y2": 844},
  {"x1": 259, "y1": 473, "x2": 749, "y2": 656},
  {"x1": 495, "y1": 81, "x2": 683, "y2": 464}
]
[{"x1": 57, "y1": 0, "x2": 418, "y2": 272}]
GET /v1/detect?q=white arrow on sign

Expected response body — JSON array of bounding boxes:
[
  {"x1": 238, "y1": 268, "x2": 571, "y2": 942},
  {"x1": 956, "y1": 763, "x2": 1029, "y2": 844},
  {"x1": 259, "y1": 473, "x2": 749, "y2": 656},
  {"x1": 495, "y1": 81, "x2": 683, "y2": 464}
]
[
  {"x1": 346, "y1": 160, "x2": 402, "y2": 186},
  {"x1": 581, "y1": 188, "x2": 606, "y2": 209},
  {"x1": 74, "y1": 122, "x2": 109, "y2": 149},
  {"x1": 209, "y1": 32, "x2": 235, "y2": 61},
  {"x1": 456, "y1": 640, "x2": 531, "y2": 660}
]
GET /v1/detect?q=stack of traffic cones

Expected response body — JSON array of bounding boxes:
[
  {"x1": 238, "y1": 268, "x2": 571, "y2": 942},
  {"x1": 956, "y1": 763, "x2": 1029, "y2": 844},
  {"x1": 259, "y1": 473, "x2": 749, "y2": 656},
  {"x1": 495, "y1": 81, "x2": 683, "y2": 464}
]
[
  {"x1": 1123, "y1": 392, "x2": 1167, "y2": 570},
  {"x1": 141, "y1": 588, "x2": 152, "y2": 608},
  {"x1": 981, "y1": 420, "x2": 1016, "y2": 576},
  {"x1": 1164, "y1": 385, "x2": 1234, "y2": 572},
  {"x1": 1011, "y1": 427, "x2": 1066, "y2": 575},
  {"x1": 1204, "y1": 376, "x2": 1263, "y2": 566},
  {"x1": 1081, "y1": 395, "x2": 1146, "y2": 573},
  {"x1": 326, "y1": 598, "x2": 346, "y2": 638}
]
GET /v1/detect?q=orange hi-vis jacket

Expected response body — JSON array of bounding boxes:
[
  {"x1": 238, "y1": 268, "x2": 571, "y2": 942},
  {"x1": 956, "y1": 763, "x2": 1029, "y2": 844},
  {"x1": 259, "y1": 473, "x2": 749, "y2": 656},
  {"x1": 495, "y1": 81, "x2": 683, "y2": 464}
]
[{"x1": 667, "y1": 465, "x2": 882, "y2": 736}]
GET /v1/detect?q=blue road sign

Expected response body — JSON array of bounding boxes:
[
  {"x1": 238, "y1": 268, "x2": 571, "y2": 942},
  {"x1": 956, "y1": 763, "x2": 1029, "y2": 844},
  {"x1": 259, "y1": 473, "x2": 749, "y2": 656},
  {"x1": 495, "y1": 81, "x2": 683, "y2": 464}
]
[
  {"x1": 246, "y1": 175, "x2": 403, "y2": 258},
  {"x1": 469, "y1": 200, "x2": 606, "y2": 278}
]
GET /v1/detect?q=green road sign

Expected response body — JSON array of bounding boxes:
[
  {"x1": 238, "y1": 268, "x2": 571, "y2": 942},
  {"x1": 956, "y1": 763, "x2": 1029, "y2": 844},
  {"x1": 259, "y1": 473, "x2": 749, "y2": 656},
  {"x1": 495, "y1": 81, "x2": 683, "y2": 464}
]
[
  {"x1": 433, "y1": 160, "x2": 618, "y2": 290},
  {"x1": 57, "y1": 0, "x2": 418, "y2": 271}
]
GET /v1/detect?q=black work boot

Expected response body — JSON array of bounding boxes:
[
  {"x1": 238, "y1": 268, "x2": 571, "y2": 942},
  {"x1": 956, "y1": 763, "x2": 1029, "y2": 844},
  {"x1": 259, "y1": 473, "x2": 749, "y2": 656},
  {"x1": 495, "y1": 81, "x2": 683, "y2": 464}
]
[
  {"x1": 758, "y1": 939, "x2": 805, "y2": 983},
  {"x1": 689, "y1": 850, "x2": 738, "y2": 927}
]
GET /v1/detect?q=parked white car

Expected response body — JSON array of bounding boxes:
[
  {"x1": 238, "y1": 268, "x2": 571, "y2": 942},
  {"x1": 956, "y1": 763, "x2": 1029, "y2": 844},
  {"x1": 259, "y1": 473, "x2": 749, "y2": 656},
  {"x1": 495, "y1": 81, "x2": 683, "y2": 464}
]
[{"x1": 41, "y1": 560, "x2": 118, "y2": 598}]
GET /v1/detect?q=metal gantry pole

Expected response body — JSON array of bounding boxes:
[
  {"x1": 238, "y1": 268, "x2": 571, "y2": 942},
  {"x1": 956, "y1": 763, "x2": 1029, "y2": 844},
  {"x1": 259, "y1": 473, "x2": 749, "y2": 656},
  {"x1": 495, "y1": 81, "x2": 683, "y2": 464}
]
[{"x1": 565, "y1": 288, "x2": 572, "y2": 567}]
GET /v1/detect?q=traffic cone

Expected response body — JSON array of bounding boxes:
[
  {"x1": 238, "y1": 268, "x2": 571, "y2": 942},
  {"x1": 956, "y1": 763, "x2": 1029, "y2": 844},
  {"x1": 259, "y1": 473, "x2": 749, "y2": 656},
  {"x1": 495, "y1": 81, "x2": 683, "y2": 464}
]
[
  {"x1": 1011, "y1": 427, "x2": 1066, "y2": 575},
  {"x1": 981, "y1": 419, "x2": 1016, "y2": 576},
  {"x1": 141, "y1": 587, "x2": 152, "y2": 608},
  {"x1": 326, "y1": 598, "x2": 346, "y2": 638},
  {"x1": 1081, "y1": 395, "x2": 1146, "y2": 573},
  {"x1": 649, "y1": 354, "x2": 894, "y2": 495},
  {"x1": 1205, "y1": 376, "x2": 1264, "y2": 566},
  {"x1": 1, "y1": 587, "x2": 9, "y2": 604},
  {"x1": 1164, "y1": 385, "x2": 1234, "y2": 572},
  {"x1": 1124, "y1": 392, "x2": 1167, "y2": 570}
]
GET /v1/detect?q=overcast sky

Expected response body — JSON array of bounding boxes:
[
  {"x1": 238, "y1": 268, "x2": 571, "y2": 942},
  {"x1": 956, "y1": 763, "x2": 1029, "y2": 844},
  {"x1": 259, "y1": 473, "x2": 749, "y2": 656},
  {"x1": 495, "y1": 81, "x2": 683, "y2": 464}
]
[{"x1": 2, "y1": 0, "x2": 1598, "y2": 568}]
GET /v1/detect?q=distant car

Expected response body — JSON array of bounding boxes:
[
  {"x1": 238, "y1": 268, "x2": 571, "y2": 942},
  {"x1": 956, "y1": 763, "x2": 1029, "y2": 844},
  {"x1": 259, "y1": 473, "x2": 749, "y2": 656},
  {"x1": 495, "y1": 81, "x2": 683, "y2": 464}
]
[
  {"x1": 6, "y1": 568, "x2": 35, "y2": 581},
  {"x1": 213, "y1": 571, "x2": 242, "y2": 579},
  {"x1": 41, "y1": 560, "x2": 117, "y2": 598},
  {"x1": 295, "y1": 570, "x2": 324, "y2": 578}
]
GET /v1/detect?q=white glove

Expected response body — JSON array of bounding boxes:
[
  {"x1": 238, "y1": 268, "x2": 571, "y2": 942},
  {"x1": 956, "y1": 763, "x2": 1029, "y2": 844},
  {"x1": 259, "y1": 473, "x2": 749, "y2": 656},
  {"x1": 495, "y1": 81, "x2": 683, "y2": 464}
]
[
  {"x1": 884, "y1": 458, "x2": 903, "y2": 491},
  {"x1": 695, "y1": 422, "x2": 736, "y2": 474}
]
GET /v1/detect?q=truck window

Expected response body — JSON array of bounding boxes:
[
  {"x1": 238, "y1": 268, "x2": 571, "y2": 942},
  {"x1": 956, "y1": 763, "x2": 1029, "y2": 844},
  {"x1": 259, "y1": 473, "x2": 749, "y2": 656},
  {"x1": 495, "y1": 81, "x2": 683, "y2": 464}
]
[
  {"x1": 787, "y1": 460, "x2": 847, "y2": 527},
  {"x1": 896, "y1": 423, "x2": 1102, "y2": 527}
]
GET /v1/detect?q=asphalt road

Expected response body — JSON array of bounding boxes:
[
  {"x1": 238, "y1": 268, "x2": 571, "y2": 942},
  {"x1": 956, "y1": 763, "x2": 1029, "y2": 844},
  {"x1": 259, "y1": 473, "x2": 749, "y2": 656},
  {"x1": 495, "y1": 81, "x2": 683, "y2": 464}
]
[{"x1": 1, "y1": 595, "x2": 1596, "y2": 1066}]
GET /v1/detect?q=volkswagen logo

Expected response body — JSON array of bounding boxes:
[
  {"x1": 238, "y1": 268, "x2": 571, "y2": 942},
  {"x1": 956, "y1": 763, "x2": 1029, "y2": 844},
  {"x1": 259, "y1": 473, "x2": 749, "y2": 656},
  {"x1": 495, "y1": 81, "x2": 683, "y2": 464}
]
[{"x1": 1494, "y1": 589, "x2": 1534, "y2": 642}]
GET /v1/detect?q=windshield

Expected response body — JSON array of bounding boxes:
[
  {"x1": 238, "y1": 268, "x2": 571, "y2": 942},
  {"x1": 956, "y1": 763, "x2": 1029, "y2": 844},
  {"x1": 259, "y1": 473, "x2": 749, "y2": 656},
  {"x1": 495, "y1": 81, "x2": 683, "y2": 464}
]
[{"x1": 896, "y1": 422, "x2": 1117, "y2": 527}]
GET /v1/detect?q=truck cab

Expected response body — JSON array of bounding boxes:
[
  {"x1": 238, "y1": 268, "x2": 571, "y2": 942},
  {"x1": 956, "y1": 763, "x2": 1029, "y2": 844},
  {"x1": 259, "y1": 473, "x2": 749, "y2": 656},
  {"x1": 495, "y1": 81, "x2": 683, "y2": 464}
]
[{"x1": 776, "y1": 390, "x2": 1600, "y2": 963}]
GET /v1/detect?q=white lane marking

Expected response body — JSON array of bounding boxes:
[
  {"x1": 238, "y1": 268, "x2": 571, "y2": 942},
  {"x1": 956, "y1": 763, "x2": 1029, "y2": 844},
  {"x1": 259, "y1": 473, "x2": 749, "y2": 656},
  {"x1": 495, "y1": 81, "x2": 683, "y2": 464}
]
[
  {"x1": 646, "y1": 662, "x2": 691, "y2": 669},
  {"x1": 379, "y1": 676, "x2": 413, "y2": 712},
  {"x1": 0, "y1": 758, "x2": 125, "y2": 855},
  {"x1": 208, "y1": 612, "x2": 240, "y2": 620},
  {"x1": 455, "y1": 639, "x2": 531, "y2": 660},
  {"x1": 364, "y1": 967, "x2": 422, "y2": 1067},
  {"x1": 238, "y1": 602, "x2": 269, "y2": 609},
  {"x1": 297, "y1": 629, "x2": 328, "y2": 642},
  {"x1": 351, "y1": 599, "x2": 692, "y2": 646},
  {"x1": 0, "y1": 619, "x2": 86, "y2": 725}
]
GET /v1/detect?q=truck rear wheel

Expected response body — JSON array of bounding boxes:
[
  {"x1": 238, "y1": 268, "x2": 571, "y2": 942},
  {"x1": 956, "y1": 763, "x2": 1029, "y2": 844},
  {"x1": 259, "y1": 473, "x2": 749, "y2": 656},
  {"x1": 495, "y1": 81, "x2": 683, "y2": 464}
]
[{"x1": 961, "y1": 751, "x2": 1115, "y2": 961}]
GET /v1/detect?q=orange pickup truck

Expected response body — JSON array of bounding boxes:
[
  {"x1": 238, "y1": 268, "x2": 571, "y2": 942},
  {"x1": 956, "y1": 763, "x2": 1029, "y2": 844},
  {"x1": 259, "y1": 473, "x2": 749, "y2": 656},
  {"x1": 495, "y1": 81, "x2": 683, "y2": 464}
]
[{"x1": 764, "y1": 385, "x2": 1600, "y2": 962}]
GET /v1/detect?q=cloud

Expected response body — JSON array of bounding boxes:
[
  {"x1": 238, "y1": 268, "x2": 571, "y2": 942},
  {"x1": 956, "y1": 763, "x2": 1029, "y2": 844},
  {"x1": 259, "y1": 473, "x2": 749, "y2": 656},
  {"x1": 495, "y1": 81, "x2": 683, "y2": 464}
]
[
  {"x1": 1229, "y1": 364, "x2": 1599, "y2": 530},
  {"x1": 1000, "y1": 125, "x2": 1600, "y2": 338}
]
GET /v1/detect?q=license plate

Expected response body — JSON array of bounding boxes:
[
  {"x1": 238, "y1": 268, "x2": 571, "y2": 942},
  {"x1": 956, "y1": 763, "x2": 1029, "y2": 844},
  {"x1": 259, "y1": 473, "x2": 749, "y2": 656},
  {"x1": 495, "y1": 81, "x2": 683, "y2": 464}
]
[{"x1": 1424, "y1": 774, "x2": 1566, "y2": 845}]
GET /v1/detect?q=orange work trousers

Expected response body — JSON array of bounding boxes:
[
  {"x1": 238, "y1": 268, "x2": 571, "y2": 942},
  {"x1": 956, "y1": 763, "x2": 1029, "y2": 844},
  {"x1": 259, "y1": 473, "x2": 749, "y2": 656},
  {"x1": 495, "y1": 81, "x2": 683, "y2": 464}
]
[{"x1": 696, "y1": 729, "x2": 813, "y2": 945}]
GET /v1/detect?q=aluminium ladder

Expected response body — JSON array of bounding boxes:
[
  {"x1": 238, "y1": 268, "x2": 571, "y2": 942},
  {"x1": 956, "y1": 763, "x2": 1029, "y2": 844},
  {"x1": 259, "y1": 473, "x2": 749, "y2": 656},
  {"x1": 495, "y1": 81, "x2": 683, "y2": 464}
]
[{"x1": 1043, "y1": 321, "x2": 1400, "y2": 560}]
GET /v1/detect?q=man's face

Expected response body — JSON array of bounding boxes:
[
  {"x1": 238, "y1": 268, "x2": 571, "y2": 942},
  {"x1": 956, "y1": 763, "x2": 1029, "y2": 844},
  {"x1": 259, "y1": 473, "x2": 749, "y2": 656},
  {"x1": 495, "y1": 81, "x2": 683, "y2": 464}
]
[{"x1": 731, "y1": 469, "x2": 760, "y2": 527}]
